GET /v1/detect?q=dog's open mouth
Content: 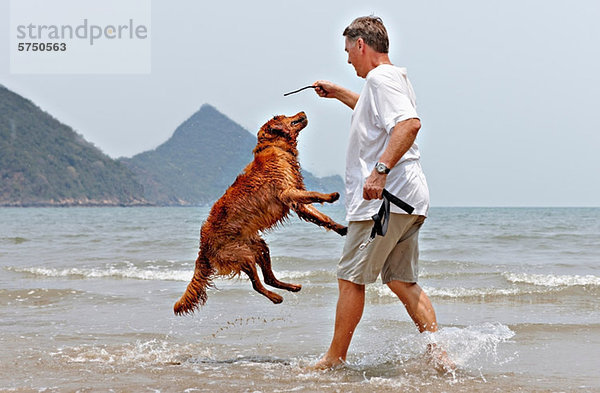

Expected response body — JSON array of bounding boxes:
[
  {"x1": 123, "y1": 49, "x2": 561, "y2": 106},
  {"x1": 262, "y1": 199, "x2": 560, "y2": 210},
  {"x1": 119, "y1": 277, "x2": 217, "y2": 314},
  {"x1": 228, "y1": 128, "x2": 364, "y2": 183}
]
[{"x1": 291, "y1": 117, "x2": 306, "y2": 126}]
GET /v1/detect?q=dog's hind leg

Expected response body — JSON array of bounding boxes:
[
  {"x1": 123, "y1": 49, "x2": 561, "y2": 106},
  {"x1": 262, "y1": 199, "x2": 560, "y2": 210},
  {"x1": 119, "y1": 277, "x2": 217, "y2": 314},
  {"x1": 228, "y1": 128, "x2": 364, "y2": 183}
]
[
  {"x1": 253, "y1": 238, "x2": 301, "y2": 292},
  {"x1": 218, "y1": 242, "x2": 284, "y2": 303},
  {"x1": 241, "y1": 261, "x2": 284, "y2": 304}
]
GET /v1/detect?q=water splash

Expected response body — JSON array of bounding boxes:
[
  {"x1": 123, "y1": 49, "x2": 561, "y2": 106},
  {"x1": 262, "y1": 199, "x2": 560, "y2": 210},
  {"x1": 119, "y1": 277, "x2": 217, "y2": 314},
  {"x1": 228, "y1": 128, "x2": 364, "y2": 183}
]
[
  {"x1": 425, "y1": 322, "x2": 516, "y2": 369},
  {"x1": 351, "y1": 322, "x2": 515, "y2": 374}
]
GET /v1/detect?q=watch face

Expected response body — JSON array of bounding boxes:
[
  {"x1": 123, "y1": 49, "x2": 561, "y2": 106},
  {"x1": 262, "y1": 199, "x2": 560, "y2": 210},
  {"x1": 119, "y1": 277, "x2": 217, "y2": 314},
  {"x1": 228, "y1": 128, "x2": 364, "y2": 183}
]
[{"x1": 376, "y1": 163, "x2": 387, "y2": 173}]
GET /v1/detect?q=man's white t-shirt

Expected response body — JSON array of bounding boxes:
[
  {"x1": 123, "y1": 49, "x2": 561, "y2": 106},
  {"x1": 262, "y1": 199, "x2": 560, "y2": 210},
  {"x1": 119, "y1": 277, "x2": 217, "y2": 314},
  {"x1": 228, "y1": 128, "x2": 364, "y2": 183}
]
[{"x1": 345, "y1": 64, "x2": 430, "y2": 221}]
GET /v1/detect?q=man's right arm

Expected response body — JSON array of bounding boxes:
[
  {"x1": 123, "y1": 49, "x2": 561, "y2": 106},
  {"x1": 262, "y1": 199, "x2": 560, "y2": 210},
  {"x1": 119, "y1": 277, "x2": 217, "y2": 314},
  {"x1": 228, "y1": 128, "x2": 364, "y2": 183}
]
[{"x1": 313, "y1": 80, "x2": 359, "y2": 110}]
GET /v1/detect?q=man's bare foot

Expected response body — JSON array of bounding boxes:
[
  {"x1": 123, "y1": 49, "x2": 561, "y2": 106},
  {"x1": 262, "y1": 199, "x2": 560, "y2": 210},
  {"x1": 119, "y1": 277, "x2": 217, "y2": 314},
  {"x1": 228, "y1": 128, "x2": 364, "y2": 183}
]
[
  {"x1": 310, "y1": 355, "x2": 345, "y2": 370},
  {"x1": 426, "y1": 343, "x2": 456, "y2": 373}
]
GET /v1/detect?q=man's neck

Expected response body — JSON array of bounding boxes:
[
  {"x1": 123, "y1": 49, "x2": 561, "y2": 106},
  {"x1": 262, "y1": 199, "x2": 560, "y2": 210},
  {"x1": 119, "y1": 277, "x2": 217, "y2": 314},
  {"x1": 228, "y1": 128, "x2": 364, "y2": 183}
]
[{"x1": 365, "y1": 51, "x2": 392, "y2": 75}]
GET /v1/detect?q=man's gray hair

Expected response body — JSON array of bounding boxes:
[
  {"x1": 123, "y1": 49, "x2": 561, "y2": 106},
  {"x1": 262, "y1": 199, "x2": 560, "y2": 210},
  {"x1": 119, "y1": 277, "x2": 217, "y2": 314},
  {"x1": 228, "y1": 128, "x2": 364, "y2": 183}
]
[{"x1": 343, "y1": 16, "x2": 389, "y2": 54}]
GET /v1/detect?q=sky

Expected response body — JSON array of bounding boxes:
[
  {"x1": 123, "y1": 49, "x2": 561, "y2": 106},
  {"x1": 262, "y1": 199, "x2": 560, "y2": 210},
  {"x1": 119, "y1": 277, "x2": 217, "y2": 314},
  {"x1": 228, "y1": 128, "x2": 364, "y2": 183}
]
[{"x1": 1, "y1": 0, "x2": 599, "y2": 207}]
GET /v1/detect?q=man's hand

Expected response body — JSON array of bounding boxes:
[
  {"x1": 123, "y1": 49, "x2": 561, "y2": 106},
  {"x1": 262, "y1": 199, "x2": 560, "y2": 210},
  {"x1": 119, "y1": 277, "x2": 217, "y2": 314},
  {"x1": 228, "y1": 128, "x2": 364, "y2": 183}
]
[
  {"x1": 312, "y1": 80, "x2": 337, "y2": 98},
  {"x1": 363, "y1": 170, "x2": 387, "y2": 200},
  {"x1": 313, "y1": 80, "x2": 359, "y2": 110}
]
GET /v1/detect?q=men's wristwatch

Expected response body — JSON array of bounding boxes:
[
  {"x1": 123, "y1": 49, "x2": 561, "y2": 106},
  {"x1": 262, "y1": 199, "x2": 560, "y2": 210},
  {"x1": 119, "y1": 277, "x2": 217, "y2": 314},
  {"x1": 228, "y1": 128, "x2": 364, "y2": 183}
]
[{"x1": 375, "y1": 162, "x2": 391, "y2": 174}]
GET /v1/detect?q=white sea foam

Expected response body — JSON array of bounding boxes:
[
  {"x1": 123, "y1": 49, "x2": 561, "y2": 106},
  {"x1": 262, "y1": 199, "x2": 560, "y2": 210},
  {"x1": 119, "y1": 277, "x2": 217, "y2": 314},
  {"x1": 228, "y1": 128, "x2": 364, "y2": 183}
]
[
  {"x1": 367, "y1": 285, "x2": 523, "y2": 300},
  {"x1": 272, "y1": 270, "x2": 314, "y2": 279},
  {"x1": 9, "y1": 266, "x2": 193, "y2": 282},
  {"x1": 273, "y1": 269, "x2": 335, "y2": 280},
  {"x1": 9, "y1": 265, "x2": 333, "y2": 284},
  {"x1": 11, "y1": 265, "x2": 600, "y2": 296},
  {"x1": 364, "y1": 273, "x2": 600, "y2": 302},
  {"x1": 425, "y1": 286, "x2": 522, "y2": 298},
  {"x1": 53, "y1": 339, "x2": 212, "y2": 366},
  {"x1": 503, "y1": 272, "x2": 600, "y2": 287}
]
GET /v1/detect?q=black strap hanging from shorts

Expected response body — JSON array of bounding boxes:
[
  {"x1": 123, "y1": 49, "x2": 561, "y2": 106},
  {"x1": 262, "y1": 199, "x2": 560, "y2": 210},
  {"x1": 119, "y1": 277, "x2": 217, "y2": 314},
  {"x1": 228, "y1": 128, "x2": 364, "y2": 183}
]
[{"x1": 360, "y1": 189, "x2": 414, "y2": 250}]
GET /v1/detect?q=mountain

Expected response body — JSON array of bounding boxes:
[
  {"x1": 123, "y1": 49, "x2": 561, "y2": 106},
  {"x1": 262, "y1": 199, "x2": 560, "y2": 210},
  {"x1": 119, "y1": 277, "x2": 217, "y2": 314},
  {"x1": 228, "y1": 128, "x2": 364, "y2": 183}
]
[
  {"x1": 301, "y1": 170, "x2": 345, "y2": 201},
  {"x1": 121, "y1": 104, "x2": 345, "y2": 205},
  {"x1": 0, "y1": 85, "x2": 146, "y2": 207},
  {"x1": 0, "y1": 85, "x2": 344, "y2": 207},
  {"x1": 120, "y1": 104, "x2": 256, "y2": 205}
]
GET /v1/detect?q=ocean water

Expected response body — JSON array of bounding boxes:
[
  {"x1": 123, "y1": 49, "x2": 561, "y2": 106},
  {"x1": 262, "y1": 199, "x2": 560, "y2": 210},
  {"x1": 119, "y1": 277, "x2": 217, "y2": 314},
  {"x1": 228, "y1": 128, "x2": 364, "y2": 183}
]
[{"x1": 0, "y1": 206, "x2": 599, "y2": 392}]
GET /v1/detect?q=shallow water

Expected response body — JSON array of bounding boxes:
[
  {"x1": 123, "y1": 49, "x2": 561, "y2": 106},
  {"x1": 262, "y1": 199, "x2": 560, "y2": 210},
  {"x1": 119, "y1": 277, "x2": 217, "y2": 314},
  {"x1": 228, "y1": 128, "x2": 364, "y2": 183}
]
[{"x1": 1, "y1": 206, "x2": 599, "y2": 392}]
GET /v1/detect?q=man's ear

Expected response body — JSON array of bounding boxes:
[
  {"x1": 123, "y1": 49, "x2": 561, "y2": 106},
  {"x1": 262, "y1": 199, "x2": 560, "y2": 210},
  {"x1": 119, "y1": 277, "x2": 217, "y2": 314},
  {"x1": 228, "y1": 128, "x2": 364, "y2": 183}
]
[{"x1": 356, "y1": 37, "x2": 364, "y2": 51}]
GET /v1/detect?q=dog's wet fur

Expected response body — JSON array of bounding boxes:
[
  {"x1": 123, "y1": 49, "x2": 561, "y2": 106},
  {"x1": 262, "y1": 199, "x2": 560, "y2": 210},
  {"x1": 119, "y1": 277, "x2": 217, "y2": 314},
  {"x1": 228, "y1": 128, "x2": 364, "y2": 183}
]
[{"x1": 174, "y1": 112, "x2": 346, "y2": 315}]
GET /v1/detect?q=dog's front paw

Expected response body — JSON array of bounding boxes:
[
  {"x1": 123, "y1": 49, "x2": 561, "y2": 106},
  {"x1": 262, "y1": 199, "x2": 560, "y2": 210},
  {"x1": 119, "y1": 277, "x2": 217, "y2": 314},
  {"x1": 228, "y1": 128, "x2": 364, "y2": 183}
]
[
  {"x1": 336, "y1": 226, "x2": 348, "y2": 236},
  {"x1": 327, "y1": 192, "x2": 340, "y2": 203}
]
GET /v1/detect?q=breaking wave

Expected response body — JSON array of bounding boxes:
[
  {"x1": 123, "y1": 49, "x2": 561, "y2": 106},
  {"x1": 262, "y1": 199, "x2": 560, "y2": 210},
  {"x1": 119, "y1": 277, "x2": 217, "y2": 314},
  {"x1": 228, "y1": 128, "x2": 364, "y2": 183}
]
[
  {"x1": 367, "y1": 285, "x2": 526, "y2": 301},
  {"x1": 502, "y1": 272, "x2": 600, "y2": 287},
  {"x1": 366, "y1": 281, "x2": 597, "y2": 302},
  {"x1": 6, "y1": 265, "x2": 193, "y2": 282},
  {"x1": 5, "y1": 264, "x2": 336, "y2": 283}
]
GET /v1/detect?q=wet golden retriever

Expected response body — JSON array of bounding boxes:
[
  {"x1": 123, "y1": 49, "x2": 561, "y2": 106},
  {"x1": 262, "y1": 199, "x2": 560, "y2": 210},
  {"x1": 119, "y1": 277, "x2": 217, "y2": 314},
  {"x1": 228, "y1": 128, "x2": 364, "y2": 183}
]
[{"x1": 174, "y1": 112, "x2": 346, "y2": 315}]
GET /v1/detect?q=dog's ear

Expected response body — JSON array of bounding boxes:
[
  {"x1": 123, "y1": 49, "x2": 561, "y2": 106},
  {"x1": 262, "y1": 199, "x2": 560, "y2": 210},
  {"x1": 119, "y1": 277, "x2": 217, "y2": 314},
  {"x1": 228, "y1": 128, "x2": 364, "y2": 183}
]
[{"x1": 267, "y1": 122, "x2": 289, "y2": 138}]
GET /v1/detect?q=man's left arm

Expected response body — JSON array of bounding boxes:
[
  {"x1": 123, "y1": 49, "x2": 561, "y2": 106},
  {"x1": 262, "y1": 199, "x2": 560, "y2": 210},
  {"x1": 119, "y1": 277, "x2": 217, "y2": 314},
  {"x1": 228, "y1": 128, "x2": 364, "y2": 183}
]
[{"x1": 362, "y1": 118, "x2": 421, "y2": 200}]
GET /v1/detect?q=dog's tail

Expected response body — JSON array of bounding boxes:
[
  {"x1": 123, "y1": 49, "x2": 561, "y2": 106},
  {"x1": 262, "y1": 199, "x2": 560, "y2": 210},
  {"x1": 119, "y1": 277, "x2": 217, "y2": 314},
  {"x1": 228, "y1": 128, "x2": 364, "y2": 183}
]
[{"x1": 173, "y1": 254, "x2": 214, "y2": 315}]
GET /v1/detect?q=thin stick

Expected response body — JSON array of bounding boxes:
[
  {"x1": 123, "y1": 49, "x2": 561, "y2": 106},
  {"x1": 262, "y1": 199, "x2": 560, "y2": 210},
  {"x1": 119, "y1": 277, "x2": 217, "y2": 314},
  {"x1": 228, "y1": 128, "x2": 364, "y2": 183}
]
[{"x1": 283, "y1": 85, "x2": 318, "y2": 96}]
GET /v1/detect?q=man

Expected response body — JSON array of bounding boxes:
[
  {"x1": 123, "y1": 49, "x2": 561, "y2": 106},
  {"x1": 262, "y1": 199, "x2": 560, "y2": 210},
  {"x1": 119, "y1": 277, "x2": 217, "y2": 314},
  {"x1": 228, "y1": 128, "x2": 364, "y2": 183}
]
[{"x1": 312, "y1": 16, "x2": 450, "y2": 370}]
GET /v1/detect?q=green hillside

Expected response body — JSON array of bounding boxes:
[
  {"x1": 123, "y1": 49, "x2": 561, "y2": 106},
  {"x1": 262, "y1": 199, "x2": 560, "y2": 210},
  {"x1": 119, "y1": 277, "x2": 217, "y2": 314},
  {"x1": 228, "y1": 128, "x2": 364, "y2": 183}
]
[
  {"x1": 0, "y1": 85, "x2": 146, "y2": 206},
  {"x1": 0, "y1": 86, "x2": 344, "y2": 207}
]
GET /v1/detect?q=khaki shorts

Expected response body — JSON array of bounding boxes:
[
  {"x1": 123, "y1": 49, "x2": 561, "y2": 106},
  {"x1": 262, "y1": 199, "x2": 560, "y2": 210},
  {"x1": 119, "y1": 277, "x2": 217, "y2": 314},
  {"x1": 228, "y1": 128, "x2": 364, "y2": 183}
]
[{"x1": 337, "y1": 214, "x2": 426, "y2": 285}]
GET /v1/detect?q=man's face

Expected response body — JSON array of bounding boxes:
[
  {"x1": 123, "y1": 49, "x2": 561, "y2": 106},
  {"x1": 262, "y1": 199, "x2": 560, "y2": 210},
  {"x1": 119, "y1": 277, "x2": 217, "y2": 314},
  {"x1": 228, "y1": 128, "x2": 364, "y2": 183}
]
[{"x1": 345, "y1": 37, "x2": 365, "y2": 78}]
